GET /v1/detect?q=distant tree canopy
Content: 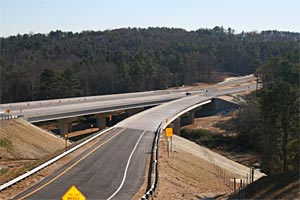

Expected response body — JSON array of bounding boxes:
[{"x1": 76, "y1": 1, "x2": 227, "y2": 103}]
[
  {"x1": 257, "y1": 58, "x2": 299, "y2": 174},
  {"x1": 231, "y1": 57, "x2": 299, "y2": 174},
  {"x1": 0, "y1": 27, "x2": 299, "y2": 103}
]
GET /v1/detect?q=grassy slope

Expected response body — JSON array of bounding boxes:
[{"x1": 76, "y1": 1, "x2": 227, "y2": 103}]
[
  {"x1": 0, "y1": 119, "x2": 67, "y2": 184},
  {"x1": 0, "y1": 119, "x2": 66, "y2": 159}
]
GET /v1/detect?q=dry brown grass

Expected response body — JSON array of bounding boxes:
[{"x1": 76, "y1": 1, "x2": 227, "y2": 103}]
[
  {"x1": 154, "y1": 134, "x2": 234, "y2": 200},
  {"x1": 0, "y1": 119, "x2": 68, "y2": 186}
]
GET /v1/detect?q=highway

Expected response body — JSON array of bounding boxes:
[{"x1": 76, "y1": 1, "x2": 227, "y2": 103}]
[
  {"x1": 1, "y1": 75, "x2": 256, "y2": 123},
  {"x1": 9, "y1": 75, "x2": 257, "y2": 199},
  {"x1": 14, "y1": 128, "x2": 154, "y2": 200}
]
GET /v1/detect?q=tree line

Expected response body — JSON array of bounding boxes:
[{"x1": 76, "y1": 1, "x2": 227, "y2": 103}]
[
  {"x1": 231, "y1": 56, "x2": 299, "y2": 174},
  {"x1": 0, "y1": 27, "x2": 299, "y2": 103}
]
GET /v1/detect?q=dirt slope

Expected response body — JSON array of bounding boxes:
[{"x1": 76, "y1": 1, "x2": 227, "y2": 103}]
[
  {"x1": 0, "y1": 119, "x2": 67, "y2": 185},
  {"x1": 154, "y1": 135, "x2": 244, "y2": 200},
  {"x1": 0, "y1": 119, "x2": 66, "y2": 159}
]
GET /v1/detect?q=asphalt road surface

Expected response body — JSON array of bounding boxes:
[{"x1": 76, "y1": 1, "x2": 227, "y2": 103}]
[{"x1": 14, "y1": 128, "x2": 154, "y2": 200}]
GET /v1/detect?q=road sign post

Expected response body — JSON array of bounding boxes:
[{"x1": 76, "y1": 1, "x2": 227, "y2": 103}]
[
  {"x1": 165, "y1": 128, "x2": 173, "y2": 158},
  {"x1": 64, "y1": 134, "x2": 68, "y2": 152},
  {"x1": 171, "y1": 135, "x2": 173, "y2": 152},
  {"x1": 90, "y1": 124, "x2": 93, "y2": 133}
]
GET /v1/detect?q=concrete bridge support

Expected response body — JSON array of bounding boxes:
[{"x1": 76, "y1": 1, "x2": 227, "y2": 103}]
[
  {"x1": 96, "y1": 113, "x2": 108, "y2": 130},
  {"x1": 172, "y1": 118, "x2": 181, "y2": 136},
  {"x1": 180, "y1": 110, "x2": 196, "y2": 126},
  {"x1": 59, "y1": 118, "x2": 75, "y2": 137},
  {"x1": 186, "y1": 110, "x2": 195, "y2": 124}
]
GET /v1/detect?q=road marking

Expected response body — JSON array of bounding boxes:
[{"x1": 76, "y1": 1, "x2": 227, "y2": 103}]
[
  {"x1": 18, "y1": 128, "x2": 125, "y2": 200},
  {"x1": 107, "y1": 130, "x2": 146, "y2": 200}
]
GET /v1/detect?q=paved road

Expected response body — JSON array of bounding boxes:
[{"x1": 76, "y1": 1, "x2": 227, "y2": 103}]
[{"x1": 14, "y1": 128, "x2": 154, "y2": 200}]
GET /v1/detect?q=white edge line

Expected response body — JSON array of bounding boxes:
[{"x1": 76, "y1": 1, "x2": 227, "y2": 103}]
[
  {"x1": 107, "y1": 130, "x2": 146, "y2": 200},
  {"x1": 0, "y1": 125, "x2": 116, "y2": 191}
]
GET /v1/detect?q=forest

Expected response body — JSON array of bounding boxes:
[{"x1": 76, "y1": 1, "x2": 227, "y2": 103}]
[
  {"x1": 231, "y1": 56, "x2": 299, "y2": 174},
  {"x1": 0, "y1": 27, "x2": 299, "y2": 103}
]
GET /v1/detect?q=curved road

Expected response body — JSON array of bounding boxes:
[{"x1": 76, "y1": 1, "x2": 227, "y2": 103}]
[
  {"x1": 14, "y1": 128, "x2": 154, "y2": 200},
  {"x1": 11, "y1": 75, "x2": 257, "y2": 199}
]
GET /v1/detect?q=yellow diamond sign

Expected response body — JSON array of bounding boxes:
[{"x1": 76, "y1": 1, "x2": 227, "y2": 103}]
[{"x1": 62, "y1": 185, "x2": 86, "y2": 200}]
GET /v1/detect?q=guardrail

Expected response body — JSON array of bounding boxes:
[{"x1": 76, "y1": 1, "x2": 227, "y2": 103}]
[
  {"x1": 0, "y1": 113, "x2": 19, "y2": 120},
  {"x1": 0, "y1": 126, "x2": 116, "y2": 191},
  {"x1": 140, "y1": 124, "x2": 161, "y2": 200},
  {"x1": 0, "y1": 115, "x2": 18, "y2": 120},
  {"x1": 140, "y1": 99, "x2": 214, "y2": 199}
]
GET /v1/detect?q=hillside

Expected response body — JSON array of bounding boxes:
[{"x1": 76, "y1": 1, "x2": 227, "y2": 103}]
[
  {"x1": 1, "y1": 28, "x2": 299, "y2": 103},
  {"x1": 229, "y1": 172, "x2": 299, "y2": 199},
  {"x1": 0, "y1": 119, "x2": 67, "y2": 184}
]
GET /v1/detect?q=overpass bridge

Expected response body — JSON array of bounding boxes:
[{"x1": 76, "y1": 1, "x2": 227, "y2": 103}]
[{"x1": 0, "y1": 75, "x2": 256, "y2": 136}]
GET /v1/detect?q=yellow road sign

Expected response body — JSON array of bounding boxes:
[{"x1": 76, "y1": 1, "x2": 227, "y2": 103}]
[
  {"x1": 165, "y1": 118, "x2": 168, "y2": 124},
  {"x1": 62, "y1": 185, "x2": 86, "y2": 200},
  {"x1": 165, "y1": 127, "x2": 173, "y2": 137}
]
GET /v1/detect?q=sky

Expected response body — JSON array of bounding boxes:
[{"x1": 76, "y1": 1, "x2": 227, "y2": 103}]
[{"x1": 0, "y1": 0, "x2": 299, "y2": 37}]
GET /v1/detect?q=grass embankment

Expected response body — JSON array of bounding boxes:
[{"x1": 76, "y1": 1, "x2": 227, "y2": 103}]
[{"x1": 0, "y1": 119, "x2": 67, "y2": 184}]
